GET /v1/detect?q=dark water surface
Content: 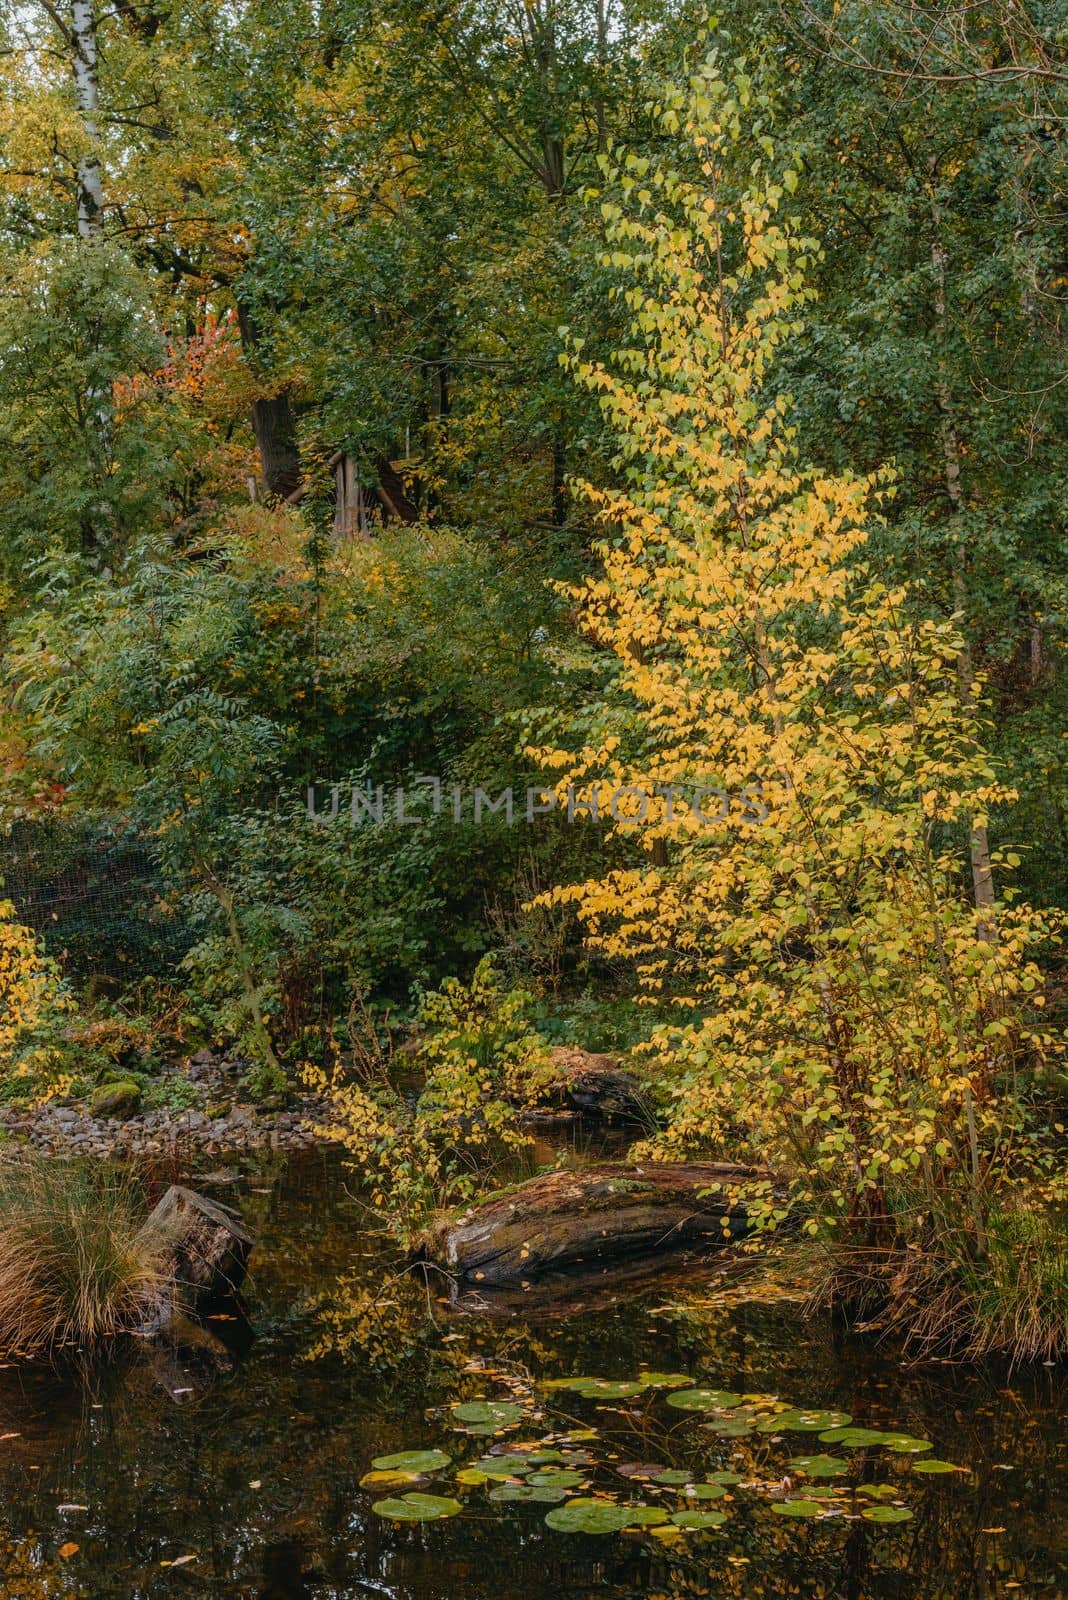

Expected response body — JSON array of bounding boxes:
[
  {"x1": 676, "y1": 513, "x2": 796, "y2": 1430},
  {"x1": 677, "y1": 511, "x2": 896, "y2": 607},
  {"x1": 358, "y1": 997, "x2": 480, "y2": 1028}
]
[{"x1": 0, "y1": 1150, "x2": 1064, "y2": 1599}]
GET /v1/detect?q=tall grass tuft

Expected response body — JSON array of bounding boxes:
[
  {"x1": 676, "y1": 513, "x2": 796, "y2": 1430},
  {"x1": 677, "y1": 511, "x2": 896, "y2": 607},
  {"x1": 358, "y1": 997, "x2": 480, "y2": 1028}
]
[{"x1": 0, "y1": 1158, "x2": 170, "y2": 1357}]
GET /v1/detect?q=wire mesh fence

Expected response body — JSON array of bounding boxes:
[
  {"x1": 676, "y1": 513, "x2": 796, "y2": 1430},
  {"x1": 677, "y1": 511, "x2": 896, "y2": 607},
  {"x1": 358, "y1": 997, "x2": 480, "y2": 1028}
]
[{"x1": 0, "y1": 816, "x2": 190, "y2": 986}]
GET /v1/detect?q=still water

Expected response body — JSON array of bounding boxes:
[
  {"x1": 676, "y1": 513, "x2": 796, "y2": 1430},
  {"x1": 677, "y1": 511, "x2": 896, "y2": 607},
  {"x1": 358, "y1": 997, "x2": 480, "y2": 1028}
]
[{"x1": 0, "y1": 1150, "x2": 1064, "y2": 1599}]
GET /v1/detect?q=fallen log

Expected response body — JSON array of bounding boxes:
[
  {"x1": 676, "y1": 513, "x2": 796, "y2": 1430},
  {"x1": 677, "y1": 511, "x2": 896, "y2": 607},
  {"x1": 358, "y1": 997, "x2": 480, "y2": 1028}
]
[
  {"x1": 525, "y1": 1047, "x2": 653, "y2": 1124},
  {"x1": 422, "y1": 1161, "x2": 765, "y2": 1287},
  {"x1": 140, "y1": 1185, "x2": 252, "y2": 1304}
]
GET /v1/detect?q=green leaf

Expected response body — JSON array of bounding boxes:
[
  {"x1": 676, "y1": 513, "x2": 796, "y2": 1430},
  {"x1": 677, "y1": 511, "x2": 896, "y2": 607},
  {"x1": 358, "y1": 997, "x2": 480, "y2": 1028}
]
[
  {"x1": 770, "y1": 1499, "x2": 824, "y2": 1518},
  {"x1": 370, "y1": 1449, "x2": 451, "y2": 1474},
  {"x1": 452, "y1": 1401, "x2": 525, "y2": 1428},
  {"x1": 670, "y1": 1508, "x2": 728, "y2": 1529},
  {"x1": 862, "y1": 1505, "x2": 914, "y2": 1523},
  {"x1": 911, "y1": 1458, "x2": 963, "y2": 1474},
  {"x1": 788, "y1": 1454, "x2": 849, "y2": 1478},
  {"x1": 666, "y1": 1388, "x2": 742, "y2": 1412},
  {"x1": 372, "y1": 1493, "x2": 462, "y2": 1522}
]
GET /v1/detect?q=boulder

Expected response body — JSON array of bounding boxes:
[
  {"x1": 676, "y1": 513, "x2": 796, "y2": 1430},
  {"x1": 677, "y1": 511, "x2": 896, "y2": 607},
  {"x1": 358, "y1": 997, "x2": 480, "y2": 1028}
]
[{"x1": 89, "y1": 1080, "x2": 142, "y2": 1119}]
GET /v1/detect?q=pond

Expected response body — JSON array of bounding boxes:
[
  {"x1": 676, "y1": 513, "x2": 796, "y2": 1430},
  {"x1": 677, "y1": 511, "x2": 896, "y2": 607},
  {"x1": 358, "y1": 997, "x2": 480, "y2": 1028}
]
[{"x1": 0, "y1": 1148, "x2": 1064, "y2": 1599}]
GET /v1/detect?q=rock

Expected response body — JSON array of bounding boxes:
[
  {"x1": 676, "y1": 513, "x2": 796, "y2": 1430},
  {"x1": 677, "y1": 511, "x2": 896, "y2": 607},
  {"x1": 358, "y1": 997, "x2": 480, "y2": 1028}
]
[
  {"x1": 422, "y1": 1161, "x2": 769, "y2": 1286},
  {"x1": 90, "y1": 1080, "x2": 143, "y2": 1119},
  {"x1": 139, "y1": 1186, "x2": 252, "y2": 1303}
]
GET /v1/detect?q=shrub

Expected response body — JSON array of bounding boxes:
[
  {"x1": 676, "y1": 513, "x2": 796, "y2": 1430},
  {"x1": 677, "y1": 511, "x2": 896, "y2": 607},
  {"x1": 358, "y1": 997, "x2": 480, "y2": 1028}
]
[{"x1": 0, "y1": 1158, "x2": 169, "y2": 1357}]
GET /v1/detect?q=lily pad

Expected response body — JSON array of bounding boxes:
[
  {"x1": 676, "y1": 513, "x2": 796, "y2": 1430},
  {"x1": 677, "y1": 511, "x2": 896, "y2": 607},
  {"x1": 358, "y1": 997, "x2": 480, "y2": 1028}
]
[
  {"x1": 651, "y1": 1468, "x2": 692, "y2": 1485},
  {"x1": 682, "y1": 1483, "x2": 727, "y2": 1500},
  {"x1": 708, "y1": 1471, "x2": 744, "y2": 1486},
  {"x1": 476, "y1": 1455, "x2": 534, "y2": 1478},
  {"x1": 359, "y1": 1469, "x2": 422, "y2": 1490},
  {"x1": 636, "y1": 1372, "x2": 692, "y2": 1388},
  {"x1": 452, "y1": 1401, "x2": 526, "y2": 1429},
  {"x1": 544, "y1": 1498, "x2": 642, "y2": 1534},
  {"x1": 818, "y1": 1427, "x2": 895, "y2": 1448},
  {"x1": 788, "y1": 1454, "x2": 849, "y2": 1478},
  {"x1": 455, "y1": 1467, "x2": 489, "y2": 1487},
  {"x1": 882, "y1": 1435, "x2": 933, "y2": 1454},
  {"x1": 372, "y1": 1492, "x2": 462, "y2": 1522},
  {"x1": 911, "y1": 1458, "x2": 963, "y2": 1474},
  {"x1": 370, "y1": 1449, "x2": 451, "y2": 1474},
  {"x1": 670, "y1": 1508, "x2": 728, "y2": 1529},
  {"x1": 666, "y1": 1388, "x2": 742, "y2": 1412},
  {"x1": 757, "y1": 1409, "x2": 852, "y2": 1434},
  {"x1": 771, "y1": 1499, "x2": 825, "y2": 1518},
  {"x1": 575, "y1": 1380, "x2": 647, "y2": 1399},
  {"x1": 528, "y1": 1469, "x2": 587, "y2": 1488},
  {"x1": 862, "y1": 1505, "x2": 913, "y2": 1524},
  {"x1": 489, "y1": 1483, "x2": 568, "y2": 1504},
  {"x1": 704, "y1": 1416, "x2": 753, "y2": 1437},
  {"x1": 857, "y1": 1483, "x2": 898, "y2": 1501}
]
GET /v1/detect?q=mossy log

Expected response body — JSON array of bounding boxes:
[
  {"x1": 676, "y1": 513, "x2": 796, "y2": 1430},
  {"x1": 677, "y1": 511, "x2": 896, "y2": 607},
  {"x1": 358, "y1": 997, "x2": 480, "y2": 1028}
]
[
  {"x1": 422, "y1": 1161, "x2": 765, "y2": 1286},
  {"x1": 525, "y1": 1047, "x2": 652, "y2": 1123}
]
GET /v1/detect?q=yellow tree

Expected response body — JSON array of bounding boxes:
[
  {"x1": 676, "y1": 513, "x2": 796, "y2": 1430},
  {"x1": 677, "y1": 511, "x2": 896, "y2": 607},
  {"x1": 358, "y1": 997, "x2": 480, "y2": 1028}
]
[{"x1": 533, "y1": 56, "x2": 1064, "y2": 1346}]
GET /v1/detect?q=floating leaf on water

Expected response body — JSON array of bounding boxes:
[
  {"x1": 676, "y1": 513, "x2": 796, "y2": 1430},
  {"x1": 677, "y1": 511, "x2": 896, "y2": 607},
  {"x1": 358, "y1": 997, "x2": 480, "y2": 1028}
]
[
  {"x1": 818, "y1": 1427, "x2": 894, "y2": 1448},
  {"x1": 526, "y1": 1449, "x2": 567, "y2": 1464},
  {"x1": 666, "y1": 1388, "x2": 742, "y2": 1412},
  {"x1": 862, "y1": 1505, "x2": 913, "y2": 1524},
  {"x1": 704, "y1": 1416, "x2": 753, "y2": 1437},
  {"x1": 683, "y1": 1483, "x2": 727, "y2": 1500},
  {"x1": 370, "y1": 1450, "x2": 451, "y2": 1474},
  {"x1": 452, "y1": 1401, "x2": 525, "y2": 1428},
  {"x1": 636, "y1": 1372, "x2": 692, "y2": 1388},
  {"x1": 544, "y1": 1498, "x2": 640, "y2": 1534},
  {"x1": 788, "y1": 1454, "x2": 849, "y2": 1478},
  {"x1": 670, "y1": 1508, "x2": 728, "y2": 1529},
  {"x1": 882, "y1": 1435, "x2": 932, "y2": 1454},
  {"x1": 771, "y1": 1499, "x2": 824, "y2": 1518},
  {"x1": 542, "y1": 1376, "x2": 602, "y2": 1392},
  {"x1": 575, "y1": 1380, "x2": 647, "y2": 1400},
  {"x1": 622, "y1": 1505, "x2": 670, "y2": 1526},
  {"x1": 528, "y1": 1469, "x2": 587, "y2": 1488},
  {"x1": 360, "y1": 1468, "x2": 422, "y2": 1490},
  {"x1": 619, "y1": 1462, "x2": 667, "y2": 1480},
  {"x1": 372, "y1": 1493, "x2": 462, "y2": 1522},
  {"x1": 57, "y1": 1543, "x2": 79, "y2": 1559},
  {"x1": 489, "y1": 1483, "x2": 568, "y2": 1503},
  {"x1": 758, "y1": 1409, "x2": 852, "y2": 1434},
  {"x1": 476, "y1": 1455, "x2": 534, "y2": 1478},
  {"x1": 651, "y1": 1468, "x2": 692, "y2": 1485},
  {"x1": 911, "y1": 1458, "x2": 963, "y2": 1474},
  {"x1": 455, "y1": 1468, "x2": 490, "y2": 1487},
  {"x1": 561, "y1": 1428, "x2": 599, "y2": 1443},
  {"x1": 709, "y1": 1471, "x2": 744, "y2": 1486},
  {"x1": 857, "y1": 1484, "x2": 898, "y2": 1501}
]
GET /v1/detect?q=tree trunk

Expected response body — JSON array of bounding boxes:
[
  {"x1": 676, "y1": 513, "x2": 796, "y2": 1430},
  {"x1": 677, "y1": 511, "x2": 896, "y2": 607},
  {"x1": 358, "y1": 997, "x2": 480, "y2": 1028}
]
[
  {"x1": 140, "y1": 1185, "x2": 252, "y2": 1302},
  {"x1": 235, "y1": 302, "x2": 303, "y2": 498},
  {"x1": 421, "y1": 1161, "x2": 767, "y2": 1286},
  {"x1": 70, "y1": 0, "x2": 104, "y2": 238}
]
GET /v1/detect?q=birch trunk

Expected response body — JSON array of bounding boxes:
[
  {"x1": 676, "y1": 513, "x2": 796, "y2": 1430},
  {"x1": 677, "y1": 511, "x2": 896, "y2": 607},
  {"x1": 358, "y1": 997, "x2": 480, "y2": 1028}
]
[{"x1": 70, "y1": 0, "x2": 104, "y2": 239}]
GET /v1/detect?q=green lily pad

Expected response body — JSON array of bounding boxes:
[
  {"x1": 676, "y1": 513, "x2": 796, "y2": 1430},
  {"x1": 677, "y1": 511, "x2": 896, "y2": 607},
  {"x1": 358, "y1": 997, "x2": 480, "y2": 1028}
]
[
  {"x1": 651, "y1": 1469, "x2": 692, "y2": 1485},
  {"x1": 709, "y1": 1471, "x2": 744, "y2": 1486},
  {"x1": 666, "y1": 1388, "x2": 742, "y2": 1412},
  {"x1": 757, "y1": 1409, "x2": 852, "y2": 1434},
  {"x1": 370, "y1": 1449, "x2": 451, "y2": 1474},
  {"x1": 789, "y1": 1454, "x2": 849, "y2": 1478},
  {"x1": 862, "y1": 1505, "x2": 913, "y2": 1524},
  {"x1": 857, "y1": 1484, "x2": 898, "y2": 1501},
  {"x1": 542, "y1": 1376, "x2": 602, "y2": 1392},
  {"x1": 771, "y1": 1499, "x2": 825, "y2": 1518},
  {"x1": 452, "y1": 1401, "x2": 525, "y2": 1429},
  {"x1": 882, "y1": 1435, "x2": 933, "y2": 1454},
  {"x1": 527, "y1": 1449, "x2": 567, "y2": 1464},
  {"x1": 455, "y1": 1467, "x2": 489, "y2": 1487},
  {"x1": 670, "y1": 1508, "x2": 728, "y2": 1529},
  {"x1": 489, "y1": 1482, "x2": 568, "y2": 1503},
  {"x1": 683, "y1": 1483, "x2": 727, "y2": 1500},
  {"x1": 544, "y1": 1498, "x2": 642, "y2": 1534},
  {"x1": 636, "y1": 1372, "x2": 692, "y2": 1388},
  {"x1": 704, "y1": 1416, "x2": 753, "y2": 1437},
  {"x1": 528, "y1": 1469, "x2": 587, "y2": 1488},
  {"x1": 476, "y1": 1455, "x2": 534, "y2": 1478},
  {"x1": 911, "y1": 1458, "x2": 963, "y2": 1474},
  {"x1": 575, "y1": 1380, "x2": 647, "y2": 1399},
  {"x1": 818, "y1": 1427, "x2": 895, "y2": 1447},
  {"x1": 372, "y1": 1492, "x2": 462, "y2": 1522}
]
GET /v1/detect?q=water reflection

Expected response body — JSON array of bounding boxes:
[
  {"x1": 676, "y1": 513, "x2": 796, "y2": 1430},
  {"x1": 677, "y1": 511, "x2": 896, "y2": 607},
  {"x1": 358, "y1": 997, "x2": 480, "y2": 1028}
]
[{"x1": 0, "y1": 1149, "x2": 1062, "y2": 1599}]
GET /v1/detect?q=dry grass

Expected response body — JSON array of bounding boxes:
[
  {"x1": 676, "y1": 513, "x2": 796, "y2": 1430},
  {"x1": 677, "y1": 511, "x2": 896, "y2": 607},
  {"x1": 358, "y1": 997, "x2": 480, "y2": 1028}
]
[{"x1": 0, "y1": 1157, "x2": 170, "y2": 1357}]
